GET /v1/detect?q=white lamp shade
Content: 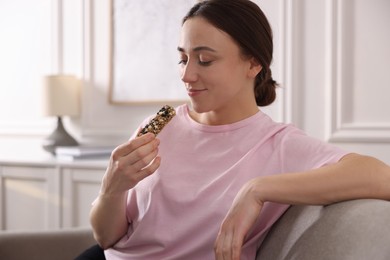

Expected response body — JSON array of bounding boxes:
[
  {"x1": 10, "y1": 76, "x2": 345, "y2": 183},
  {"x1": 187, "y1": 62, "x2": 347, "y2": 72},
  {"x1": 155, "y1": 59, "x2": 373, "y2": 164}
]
[{"x1": 42, "y1": 75, "x2": 80, "y2": 117}]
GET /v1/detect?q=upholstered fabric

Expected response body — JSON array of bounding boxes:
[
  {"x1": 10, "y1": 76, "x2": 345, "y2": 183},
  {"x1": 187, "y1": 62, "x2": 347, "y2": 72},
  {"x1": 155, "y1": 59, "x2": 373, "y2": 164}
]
[
  {"x1": 0, "y1": 227, "x2": 95, "y2": 260},
  {"x1": 257, "y1": 199, "x2": 390, "y2": 260}
]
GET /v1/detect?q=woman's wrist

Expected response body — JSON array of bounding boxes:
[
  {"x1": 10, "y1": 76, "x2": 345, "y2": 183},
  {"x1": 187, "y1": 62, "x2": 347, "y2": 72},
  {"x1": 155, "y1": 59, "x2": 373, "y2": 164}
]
[
  {"x1": 247, "y1": 177, "x2": 269, "y2": 205},
  {"x1": 98, "y1": 190, "x2": 128, "y2": 202},
  {"x1": 250, "y1": 175, "x2": 291, "y2": 206}
]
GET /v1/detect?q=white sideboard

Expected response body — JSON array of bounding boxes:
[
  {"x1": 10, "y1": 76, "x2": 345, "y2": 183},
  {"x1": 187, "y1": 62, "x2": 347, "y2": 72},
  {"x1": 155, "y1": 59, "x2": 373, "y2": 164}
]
[{"x1": 0, "y1": 156, "x2": 108, "y2": 231}]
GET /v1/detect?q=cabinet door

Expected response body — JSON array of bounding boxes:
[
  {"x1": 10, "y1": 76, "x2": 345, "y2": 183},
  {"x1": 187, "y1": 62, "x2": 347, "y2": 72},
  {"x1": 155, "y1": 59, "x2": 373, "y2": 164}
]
[
  {"x1": 0, "y1": 165, "x2": 60, "y2": 231},
  {"x1": 62, "y1": 168, "x2": 105, "y2": 228}
]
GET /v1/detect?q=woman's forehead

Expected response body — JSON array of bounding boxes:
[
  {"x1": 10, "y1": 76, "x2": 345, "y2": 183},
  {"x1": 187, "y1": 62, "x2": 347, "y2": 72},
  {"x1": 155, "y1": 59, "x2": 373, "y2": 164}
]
[{"x1": 179, "y1": 17, "x2": 236, "y2": 52}]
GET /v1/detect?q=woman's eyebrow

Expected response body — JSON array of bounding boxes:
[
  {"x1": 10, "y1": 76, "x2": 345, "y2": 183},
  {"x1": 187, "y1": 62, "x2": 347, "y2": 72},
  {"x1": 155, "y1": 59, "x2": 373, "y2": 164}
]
[{"x1": 177, "y1": 46, "x2": 217, "y2": 53}]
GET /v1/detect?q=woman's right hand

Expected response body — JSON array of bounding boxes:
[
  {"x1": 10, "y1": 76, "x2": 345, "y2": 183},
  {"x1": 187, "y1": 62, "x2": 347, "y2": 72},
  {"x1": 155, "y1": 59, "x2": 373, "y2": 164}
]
[
  {"x1": 90, "y1": 133, "x2": 160, "y2": 249},
  {"x1": 101, "y1": 133, "x2": 161, "y2": 196}
]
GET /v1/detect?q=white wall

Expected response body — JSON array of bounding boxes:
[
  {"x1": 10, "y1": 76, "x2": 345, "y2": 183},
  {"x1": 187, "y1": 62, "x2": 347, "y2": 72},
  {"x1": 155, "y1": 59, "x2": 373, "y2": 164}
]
[
  {"x1": 0, "y1": 0, "x2": 389, "y2": 163},
  {"x1": 288, "y1": 0, "x2": 390, "y2": 163}
]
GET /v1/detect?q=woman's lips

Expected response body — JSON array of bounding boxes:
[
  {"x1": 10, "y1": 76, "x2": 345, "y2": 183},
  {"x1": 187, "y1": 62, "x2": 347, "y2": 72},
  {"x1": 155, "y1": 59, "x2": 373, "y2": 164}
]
[{"x1": 187, "y1": 88, "x2": 207, "y2": 97}]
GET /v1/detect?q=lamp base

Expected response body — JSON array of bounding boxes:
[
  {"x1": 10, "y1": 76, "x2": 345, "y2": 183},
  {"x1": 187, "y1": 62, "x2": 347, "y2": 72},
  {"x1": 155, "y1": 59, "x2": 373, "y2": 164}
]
[{"x1": 43, "y1": 116, "x2": 78, "y2": 155}]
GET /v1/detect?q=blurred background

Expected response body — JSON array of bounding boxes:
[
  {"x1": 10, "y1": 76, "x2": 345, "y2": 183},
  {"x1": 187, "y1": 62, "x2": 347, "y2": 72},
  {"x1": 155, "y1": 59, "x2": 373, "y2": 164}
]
[{"x1": 0, "y1": 0, "x2": 389, "y2": 232}]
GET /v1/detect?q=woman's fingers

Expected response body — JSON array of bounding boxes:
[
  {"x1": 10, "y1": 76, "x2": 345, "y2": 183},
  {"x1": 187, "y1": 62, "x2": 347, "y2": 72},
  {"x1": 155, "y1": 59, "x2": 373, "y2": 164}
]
[
  {"x1": 137, "y1": 156, "x2": 161, "y2": 180},
  {"x1": 214, "y1": 180, "x2": 264, "y2": 260},
  {"x1": 112, "y1": 134, "x2": 160, "y2": 167},
  {"x1": 101, "y1": 133, "x2": 161, "y2": 195},
  {"x1": 123, "y1": 138, "x2": 160, "y2": 167},
  {"x1": 112, "y1": 133, "x2": 156, "y2": 160},
  {"x1": 215, "y1": 220, "x2": 244, "y2": 260}
]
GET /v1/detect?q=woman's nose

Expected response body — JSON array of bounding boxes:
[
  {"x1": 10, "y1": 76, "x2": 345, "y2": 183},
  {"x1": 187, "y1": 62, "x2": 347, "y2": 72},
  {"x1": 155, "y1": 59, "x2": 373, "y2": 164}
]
[{"x1": 181, "y1": 62, "x2": 198, "y2": 83}]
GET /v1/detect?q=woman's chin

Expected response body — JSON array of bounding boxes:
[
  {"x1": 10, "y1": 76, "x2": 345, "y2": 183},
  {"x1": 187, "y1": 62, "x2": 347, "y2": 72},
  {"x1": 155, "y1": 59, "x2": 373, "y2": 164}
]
[{"x1": 190, "y1": 101, "x2": 210, "y2": 114}]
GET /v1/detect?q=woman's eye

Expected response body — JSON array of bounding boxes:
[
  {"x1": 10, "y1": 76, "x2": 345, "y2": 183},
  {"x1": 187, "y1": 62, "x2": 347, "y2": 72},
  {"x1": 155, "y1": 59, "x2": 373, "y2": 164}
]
[
  {"x1": 178, "y1": 59, "x2": 212, "y2": 66},
  {"x1": 199, "y1": 60, "x2": 212, "y2": 66}
]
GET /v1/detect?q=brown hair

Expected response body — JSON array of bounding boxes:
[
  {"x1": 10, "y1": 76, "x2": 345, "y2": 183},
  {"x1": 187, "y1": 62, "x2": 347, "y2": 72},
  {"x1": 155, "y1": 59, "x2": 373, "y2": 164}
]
[{"x1": 183, "y1": 0, "x2": 278, "y2": 106}]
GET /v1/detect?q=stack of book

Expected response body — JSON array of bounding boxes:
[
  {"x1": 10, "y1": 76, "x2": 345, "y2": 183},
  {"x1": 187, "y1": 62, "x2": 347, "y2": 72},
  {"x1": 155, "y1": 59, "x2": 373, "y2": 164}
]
[{"x1": 55, "y1": 146, "x2": 115, "y2": 161}]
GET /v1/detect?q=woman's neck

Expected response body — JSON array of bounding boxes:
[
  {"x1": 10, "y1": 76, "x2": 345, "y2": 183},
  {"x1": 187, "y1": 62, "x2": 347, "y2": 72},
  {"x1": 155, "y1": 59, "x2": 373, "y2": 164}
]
[{"x1": 189, "y1": 102, "x2": 260, "y2": 126}]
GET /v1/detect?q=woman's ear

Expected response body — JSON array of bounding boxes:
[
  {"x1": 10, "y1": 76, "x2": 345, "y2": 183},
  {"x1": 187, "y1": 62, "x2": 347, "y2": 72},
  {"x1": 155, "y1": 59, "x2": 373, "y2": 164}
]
[{"x1": 248, "y1": 58, "x2": 262, "y2": 79}]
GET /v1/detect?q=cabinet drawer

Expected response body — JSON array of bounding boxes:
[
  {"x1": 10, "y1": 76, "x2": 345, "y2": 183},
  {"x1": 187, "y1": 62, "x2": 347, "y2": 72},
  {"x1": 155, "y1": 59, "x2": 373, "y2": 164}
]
[
  {"x1": 62, "y1": 168, "x2": 105, "y2": 228},
  {"x1": 0, "y1": 165, "x2": 59, "y2": 230}
]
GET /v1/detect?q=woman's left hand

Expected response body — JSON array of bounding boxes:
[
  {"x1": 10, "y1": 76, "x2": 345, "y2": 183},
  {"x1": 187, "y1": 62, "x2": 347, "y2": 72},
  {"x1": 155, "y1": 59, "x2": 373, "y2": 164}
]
[{"x1": 214, "y1": 179, "x2": 264, "y2": 260}]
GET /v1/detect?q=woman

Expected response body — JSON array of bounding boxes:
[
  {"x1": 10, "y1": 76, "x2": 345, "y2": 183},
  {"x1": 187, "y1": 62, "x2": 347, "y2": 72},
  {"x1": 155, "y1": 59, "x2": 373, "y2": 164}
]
[{"x1": 89, "y1": 0, "x2": 390, "y2": 259}]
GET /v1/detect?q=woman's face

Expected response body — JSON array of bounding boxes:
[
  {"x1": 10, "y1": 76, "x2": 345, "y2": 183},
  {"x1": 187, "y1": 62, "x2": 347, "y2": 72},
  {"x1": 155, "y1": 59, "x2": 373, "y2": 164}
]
[{"x1": 178, "y1": 17, "x2": 260, "y2": 124}]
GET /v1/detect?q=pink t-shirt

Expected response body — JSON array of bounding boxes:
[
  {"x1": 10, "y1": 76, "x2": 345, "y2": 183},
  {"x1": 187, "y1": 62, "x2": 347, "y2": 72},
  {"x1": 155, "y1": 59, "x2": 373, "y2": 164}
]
[{"x1": 104, "y1": 104, "x2": 348, "y2": 259}]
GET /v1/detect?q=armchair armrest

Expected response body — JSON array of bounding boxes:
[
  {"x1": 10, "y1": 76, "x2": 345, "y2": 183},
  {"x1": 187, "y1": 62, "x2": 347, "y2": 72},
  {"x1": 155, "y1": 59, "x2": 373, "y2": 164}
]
[
  {"x1": 257, "y1": 199, "x2": 390, "y2": 260},
  {"x1": 0, "y1": 227, "x2": 96, "y2": 260}
]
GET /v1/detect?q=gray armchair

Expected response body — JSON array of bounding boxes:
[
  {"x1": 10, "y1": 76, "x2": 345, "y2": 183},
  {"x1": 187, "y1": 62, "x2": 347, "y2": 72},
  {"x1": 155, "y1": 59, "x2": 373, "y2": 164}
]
[
  {"x1": 0, "y1": 227, "x2": 95, "y2": 260},
  {"x1": 257, "y1": 199, "x2": 390, "y2": 260},
  {"x1": 1, "y1": 199, "x2": 389, "y2": 260}
]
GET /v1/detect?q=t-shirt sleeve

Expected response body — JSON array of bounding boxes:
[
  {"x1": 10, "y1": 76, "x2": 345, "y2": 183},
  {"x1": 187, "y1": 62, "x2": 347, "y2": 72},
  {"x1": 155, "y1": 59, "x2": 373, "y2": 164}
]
[{"x1": 277, "y1": 127, "x2": 350, "y2": 173}]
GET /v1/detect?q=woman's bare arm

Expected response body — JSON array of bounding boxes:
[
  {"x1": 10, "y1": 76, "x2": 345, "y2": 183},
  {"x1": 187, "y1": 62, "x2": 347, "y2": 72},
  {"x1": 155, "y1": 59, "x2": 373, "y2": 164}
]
[
  {"x1": 215, "y1": 153, "x2": 390, "y2": 260},
  {"x1": 257, "y1": 153, "x2": 390, "y2": 205},
  {"x1": 90, "y1": 192, "x2": 129, "y2": 249},
  {"x1": 90, "y1": 133, "x2": 161, "y2": 249}
]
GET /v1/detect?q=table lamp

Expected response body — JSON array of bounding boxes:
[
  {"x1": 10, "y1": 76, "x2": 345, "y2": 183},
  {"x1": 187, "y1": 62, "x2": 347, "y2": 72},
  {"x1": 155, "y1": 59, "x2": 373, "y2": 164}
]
[{"x1": 42, "y1": 75, "x2": 80, "y2": 154}]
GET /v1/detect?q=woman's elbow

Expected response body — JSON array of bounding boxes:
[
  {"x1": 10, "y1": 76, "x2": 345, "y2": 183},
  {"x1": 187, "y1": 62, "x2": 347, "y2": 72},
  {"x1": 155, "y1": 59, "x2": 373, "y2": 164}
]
[
  {"x1": 376, "y1": 159, "x2": 390, "y2": 200},
  {"x1": 361, "y1": 155, "x2": 390, "y2": 200},
  {"x1": 93, "y1": 233, "x2": 116, "y2": 250}
]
